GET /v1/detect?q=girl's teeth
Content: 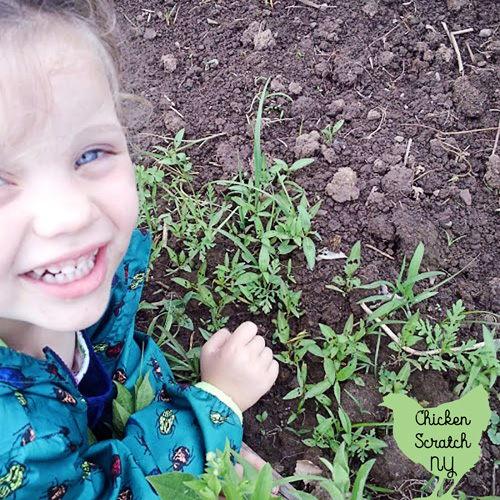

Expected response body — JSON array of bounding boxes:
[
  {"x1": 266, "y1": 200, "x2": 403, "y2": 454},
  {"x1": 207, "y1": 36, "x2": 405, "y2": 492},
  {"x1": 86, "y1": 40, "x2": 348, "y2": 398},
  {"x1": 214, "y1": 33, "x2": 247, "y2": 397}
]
[
  {"x1": 43, "y1": 274, "x2": 56, "y2": 284},
  {"x1": 32, "y1": 250, "x2": 98, "y2": 284}
]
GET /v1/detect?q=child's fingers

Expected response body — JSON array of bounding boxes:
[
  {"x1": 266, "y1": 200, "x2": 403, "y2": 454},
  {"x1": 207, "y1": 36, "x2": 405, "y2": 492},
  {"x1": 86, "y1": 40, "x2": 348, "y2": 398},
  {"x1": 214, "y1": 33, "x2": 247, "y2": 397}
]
[
  {"x1": 248, "y1": 335, "x2": 266, "y2": 356},
  {"x1": 257, "y1": 346, "x2": 273, "y2": 366},
  {"x1": 226, "y1": 321, "x2": 258, "y2": 349},
  {"x1": 203, "y1": 328, "x2": 231, "y2": 354},
  {"x1": 268, "y1": 359, "x2": 279, "y2": 381}
]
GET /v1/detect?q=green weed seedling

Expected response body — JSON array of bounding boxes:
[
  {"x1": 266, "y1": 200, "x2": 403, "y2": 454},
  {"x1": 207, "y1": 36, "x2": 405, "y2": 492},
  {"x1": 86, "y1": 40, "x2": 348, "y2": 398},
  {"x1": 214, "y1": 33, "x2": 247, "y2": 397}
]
[
  {"x1": 326, "y1": 241, "x2": 362, "y2": 297},
  {"x1": 303, "y1": 406, "x2": 386, "y2": 462},
  {"x1": 358, "y1": 242, "x2": 444, "y2": 321},
  {"x1": 148, "y1": 442, "x2": 277, "y2": 500},
  {"x1": 487, "y1": 410, "x2": 500, "y2": 445},
  {"x1": 144, "y1": 295, "x2": 204, "y2": 383},
  {"x1": 148, "y1": 441, "x2": 378, "y2": 500},
  {"x1": 321, "y1": 119, "x2": 344, "y2": 144},
  {"x1": 378, "y1": 361, "x2": 412, "y2": 395},
  {"x1": 255, "y1": 411, "x2": 268, "y2": 424},
  {"x1": 283, "y1": 316, "x2": 371, "y2": 428},
  {"x1": 111, "y1": 372, "x2": 155, "y2": 439},
  {"x1": 444, "y1": 229, "x2": 466, "y2": 248},
  {"x1": 280, "y1": 442, "x2": 377, "y2": 500},
  {"x1": 454, "y1": 325, "x2": 499, "y2": 395}
]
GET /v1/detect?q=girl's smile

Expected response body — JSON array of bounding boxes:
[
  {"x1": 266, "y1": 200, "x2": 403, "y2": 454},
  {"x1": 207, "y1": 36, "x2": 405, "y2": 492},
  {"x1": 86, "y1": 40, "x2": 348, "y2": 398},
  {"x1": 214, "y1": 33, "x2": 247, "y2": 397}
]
[{"x1": 21, "y1": 244, "x2": 109, "y2": 300}]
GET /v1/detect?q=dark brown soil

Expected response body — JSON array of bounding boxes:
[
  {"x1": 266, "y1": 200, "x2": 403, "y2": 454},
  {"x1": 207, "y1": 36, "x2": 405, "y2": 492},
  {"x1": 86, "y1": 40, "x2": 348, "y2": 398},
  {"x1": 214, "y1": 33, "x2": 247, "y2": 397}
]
[{"x1": 116, "y1": 1, "x2": 499, "y2": 497}]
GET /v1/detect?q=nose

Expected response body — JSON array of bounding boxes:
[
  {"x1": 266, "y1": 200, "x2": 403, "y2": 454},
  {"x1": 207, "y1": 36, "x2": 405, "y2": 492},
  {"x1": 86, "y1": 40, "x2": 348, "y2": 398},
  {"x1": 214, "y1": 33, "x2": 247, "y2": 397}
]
[{"x1": 31, "y1": 178, "x2": 100, "y2": 239}]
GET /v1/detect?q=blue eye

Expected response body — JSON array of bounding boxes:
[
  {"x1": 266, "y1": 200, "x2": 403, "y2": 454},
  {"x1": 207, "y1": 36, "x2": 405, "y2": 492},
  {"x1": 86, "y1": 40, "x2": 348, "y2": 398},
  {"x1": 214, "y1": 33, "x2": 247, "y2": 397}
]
[{"x1": 76, "y1": 149, "x2": 104, "y2": 168}]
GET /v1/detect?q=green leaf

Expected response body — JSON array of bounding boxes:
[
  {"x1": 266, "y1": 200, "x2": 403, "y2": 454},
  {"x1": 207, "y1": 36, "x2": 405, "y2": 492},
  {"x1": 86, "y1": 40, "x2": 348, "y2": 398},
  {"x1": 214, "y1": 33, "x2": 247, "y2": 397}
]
[
  {"x1": 289, "y1": 158, "x2": 315, "y2": 172},
  {"x1": 112, "y1": 399, "x2": 131, "y2": 437},
  {"x1": 406, "y1": 242, "x2": 424, "y2": 282},
  {"x1": 113, "y1": 381, "x2": 134, "y2": 415},
  {"x1": 305, "y1": 379, "x2": 332, "y2": 400},
  {"x1": 332, "y1": 442, "x2": 350, "y2": 494},
  {"x1": 283, "y1": 387, "x2": 303, "y2": 400},
  {"x1": 234, "y1": 272, "x2": 259, "y2": 286},
  {"x1": 302, "y1": 237, "x2": 316, "y2": 270},
  {"x1": 337, "y1": 360, "x2": 357, "y2": 382},
  {"x1": 251, "y1": 463, "x2": 273, "y2": 500},
  {"x1": 351, "y1": 459, "x2": 376, "y2": 500},
  {"x1": 366, "y1": 298, "x2": 406, "y2": 322},
  {"x1": 338, "y1": 407, "x2": 352, "y2": 436},
  {"x1": 147, "y1": 472, "x2": 198, "y2": 500},
  {"x1": 324, "y1": 358, "x2": 336, "y2": 384},
  {"x1": 331, "y1": 118, "x2": 345, "y2": 134},
  {"x1": 259, "y1": 244, "x2": 270, "y2": 273},
  {"x1": 135, "y1": 372, "x2": 155, "y2": 412}
]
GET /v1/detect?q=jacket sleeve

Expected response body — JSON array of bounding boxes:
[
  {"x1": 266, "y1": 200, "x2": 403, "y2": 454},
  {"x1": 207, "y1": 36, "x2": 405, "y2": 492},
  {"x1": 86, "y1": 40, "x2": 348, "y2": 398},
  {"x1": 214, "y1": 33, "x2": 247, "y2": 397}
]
[{"x1": 85, "y1": 229, "x2": 243, "y2": 476}]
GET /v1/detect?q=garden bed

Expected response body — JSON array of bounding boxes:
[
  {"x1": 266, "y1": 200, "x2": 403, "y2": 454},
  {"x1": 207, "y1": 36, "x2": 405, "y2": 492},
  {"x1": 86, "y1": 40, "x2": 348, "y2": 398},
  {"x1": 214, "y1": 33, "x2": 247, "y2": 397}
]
[{"x1": 117, "y1": 1, "x2": 499, "y2": 498}]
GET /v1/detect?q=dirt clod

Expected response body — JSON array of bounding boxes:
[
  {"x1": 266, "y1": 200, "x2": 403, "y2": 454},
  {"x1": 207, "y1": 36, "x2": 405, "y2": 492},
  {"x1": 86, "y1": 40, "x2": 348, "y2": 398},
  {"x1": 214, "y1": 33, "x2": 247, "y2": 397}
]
[
  {"x1": 325, "y1": 167, "x2": 360, "y2": 202},
  {"x1": 459, "y1": 188, "x2": 472, "y2": 206},
  {"x1": 447, "y1": 0, "x2": 469, "y2": 11},
  {"x1": 367, "y1": 109, "x2": 382, "y2": 121},
  {"x1": 381, "y1": 166, "x2": 414, "y2": 195},
  {"x1": 453, "y1": 76, "x2": 486, "y2": 118},
  {"x1": 485, "y1": 154, "x2": 500, "y2": 189},
  {"x1": 161, "y1": 54, "x2": 177, "y2": 73},
  {"x1": 143, "y1": 27, "x2": 157, "y2": 40},
  {"x1": 163, "y1": 110, "x2": 186, "y2": 134},
  {"x1": 327, "y1": 99, "x2": 345, "y2": 116},
  {"x1": 254, "y1": 28, "x2": 275, "y2": 51},
  {"x1": 362, "y1": 0, "x2": 379, "y2": 18},
  {"x1": 294, "y1": 131, "x2": 321, "y2": 159},
  {"x1": 288, "y1": 81, "x2": 303, "y2": 95}
]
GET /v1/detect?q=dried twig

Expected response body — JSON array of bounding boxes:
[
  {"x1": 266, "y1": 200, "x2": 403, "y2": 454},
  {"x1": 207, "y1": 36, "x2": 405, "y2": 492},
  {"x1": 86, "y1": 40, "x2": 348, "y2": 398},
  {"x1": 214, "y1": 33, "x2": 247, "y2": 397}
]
[
  {"x1": 403, "y1": 123, "x2": 498, "y2": 136},
  {"x1": 403, "y1": 137, "x2": 412, "y2": 168},
  {"x1": 360, "y1": 303, "x2": 486, "y2": 356},
  {"x1": 369, "y1": 24, "x2": 400, "y2": 48},
  {"x1": 366, "y1": 244, "x2": 395, "y2": 260},
  {"x1": 296, "y1": 0, "x2": 323, "y2": 9},
  {"x1": 442, "y1": 22, "x2": 464, "y2": 75},
  {"x1": 365, "y1": 107, "x2": 387, "y2": 139},
  {"x1": 492, "y1": 118, "x2": 500, "y2": 157}
]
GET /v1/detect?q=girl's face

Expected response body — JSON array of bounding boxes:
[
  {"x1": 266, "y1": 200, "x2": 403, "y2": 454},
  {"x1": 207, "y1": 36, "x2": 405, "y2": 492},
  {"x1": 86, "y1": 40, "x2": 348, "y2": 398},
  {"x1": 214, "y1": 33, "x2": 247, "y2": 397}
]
[{"x1": 0, "y1": 28, "x2": 139, "y2": 334}]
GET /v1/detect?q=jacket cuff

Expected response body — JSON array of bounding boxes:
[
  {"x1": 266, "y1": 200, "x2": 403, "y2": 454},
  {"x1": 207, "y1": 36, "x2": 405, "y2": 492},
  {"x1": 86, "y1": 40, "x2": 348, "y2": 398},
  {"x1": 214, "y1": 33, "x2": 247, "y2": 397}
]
[{"x1": 195, "y1": 382, "x2": 243, "y2": 423}]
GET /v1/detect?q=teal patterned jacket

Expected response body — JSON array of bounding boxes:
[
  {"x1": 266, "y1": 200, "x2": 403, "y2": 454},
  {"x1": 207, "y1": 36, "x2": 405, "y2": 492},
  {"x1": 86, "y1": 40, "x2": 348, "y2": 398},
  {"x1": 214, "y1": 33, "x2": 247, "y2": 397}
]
[{"x1": 0, "y1": 229, "x2": 243, "y2": 499}]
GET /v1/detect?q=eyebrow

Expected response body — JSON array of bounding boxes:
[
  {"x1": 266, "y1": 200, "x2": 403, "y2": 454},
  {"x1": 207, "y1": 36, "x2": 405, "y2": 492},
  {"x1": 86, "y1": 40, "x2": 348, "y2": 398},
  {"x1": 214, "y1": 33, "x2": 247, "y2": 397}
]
[{"x1": 73, "y1": 123, "x2": 125, "y2": 140}]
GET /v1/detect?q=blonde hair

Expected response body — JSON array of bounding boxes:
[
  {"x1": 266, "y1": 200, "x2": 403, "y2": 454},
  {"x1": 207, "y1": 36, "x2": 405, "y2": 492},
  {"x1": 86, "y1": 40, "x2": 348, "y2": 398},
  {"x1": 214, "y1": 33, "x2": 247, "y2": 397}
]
[{"x1": 0, "y1": 0, "x2": 123, "y2": 117}]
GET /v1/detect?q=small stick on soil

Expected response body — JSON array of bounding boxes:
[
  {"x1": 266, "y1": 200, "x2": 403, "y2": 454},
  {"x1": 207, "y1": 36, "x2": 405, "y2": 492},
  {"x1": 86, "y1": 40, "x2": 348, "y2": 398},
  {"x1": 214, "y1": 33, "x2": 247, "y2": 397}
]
[
  {"x1": 360, "y1": 303, "x2": 486, "y2": 356},
  {"x1": 451, "y1": 28, "x2": 474, "y2": 36},
  {"x1": 465, "y1": 41, "x2": 477, "y2": 65},
  {"x1": 403, "y1": 123, "x2": 499, "y2": 136},
  {"x1": 442, "y1": 22, "x2": 464, "y2": 75},
  {"x1": 365, "y1": 244, "x2": 395, "y2": 260},
  {"x1": 403, "y1": 137, "x2": 412, "y2": 168},
  {"x1": 365, "y1": 107, "x2": 386, "y2": 139},
  {"x1": 295, "y1": 0, "x2": 323, "y2": 9},
  {"x1": 492, "y1": 118, "x2": 500, "y2": 156},
  {"x1": 369, "y1": 24, "x2": 399, "y2": 48}
]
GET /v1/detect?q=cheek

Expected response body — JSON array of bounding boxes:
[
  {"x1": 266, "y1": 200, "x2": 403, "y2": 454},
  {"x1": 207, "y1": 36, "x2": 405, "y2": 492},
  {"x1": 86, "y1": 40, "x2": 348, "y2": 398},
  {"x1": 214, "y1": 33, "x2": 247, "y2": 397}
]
[{"x1": 99, "y1": 162, "x2": 139, "y2": 231}]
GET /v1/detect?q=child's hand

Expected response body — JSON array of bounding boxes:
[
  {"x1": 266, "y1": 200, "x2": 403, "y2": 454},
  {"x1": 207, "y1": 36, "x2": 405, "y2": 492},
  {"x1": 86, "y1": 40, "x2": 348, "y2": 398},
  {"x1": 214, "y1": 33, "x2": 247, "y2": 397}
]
[{"x1": 200, "y1": 322, "x2": 279, "y2": 412}]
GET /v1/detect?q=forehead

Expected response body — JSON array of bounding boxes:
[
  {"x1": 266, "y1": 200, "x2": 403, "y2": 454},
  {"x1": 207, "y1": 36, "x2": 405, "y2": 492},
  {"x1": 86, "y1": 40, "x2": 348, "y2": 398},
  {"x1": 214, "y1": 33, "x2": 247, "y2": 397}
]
[{"x1": 0, "y1": 23, "x2": 115, "y2": 152}]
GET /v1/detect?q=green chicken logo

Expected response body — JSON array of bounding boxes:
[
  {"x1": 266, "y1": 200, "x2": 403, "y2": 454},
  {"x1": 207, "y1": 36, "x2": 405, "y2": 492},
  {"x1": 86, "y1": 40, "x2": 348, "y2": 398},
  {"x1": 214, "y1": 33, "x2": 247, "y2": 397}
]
[{"x1": 380, "y1": 385, "x2": 491, "y2": 499}]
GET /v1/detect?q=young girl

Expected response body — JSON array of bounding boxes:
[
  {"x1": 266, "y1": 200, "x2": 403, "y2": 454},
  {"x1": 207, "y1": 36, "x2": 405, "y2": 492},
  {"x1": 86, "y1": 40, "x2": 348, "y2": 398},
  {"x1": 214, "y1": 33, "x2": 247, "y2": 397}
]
[{"x1": 0, "y1": 1, "x2": 279, "y2": 498}]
